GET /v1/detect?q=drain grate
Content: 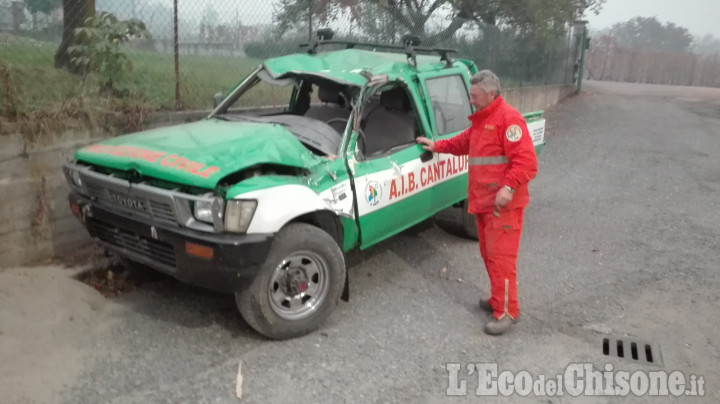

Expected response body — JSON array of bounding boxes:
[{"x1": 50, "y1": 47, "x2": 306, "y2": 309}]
[{"x1": 602, "y1": 337, "x2": 663, "y2": 366}]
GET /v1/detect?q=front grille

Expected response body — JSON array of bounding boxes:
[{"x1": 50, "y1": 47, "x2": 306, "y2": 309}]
[
  {"x1": 148, "y1": 200, "x2": 177, "y2": 223},
  {"x1": 85, "y1": 183, "x2": 177, "y2": 225},
  {"x1": 87, "y1": 219, "x2": 176, "y2": 267}
]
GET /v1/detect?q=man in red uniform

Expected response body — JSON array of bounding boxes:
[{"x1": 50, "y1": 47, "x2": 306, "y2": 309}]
[{"x1": 417, "y1": 70, "x2": 537, "y2": 335}]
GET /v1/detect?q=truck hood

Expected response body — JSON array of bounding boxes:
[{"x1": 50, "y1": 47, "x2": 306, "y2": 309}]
[{"x1": 75, "y1": 119, "x2": 321, "y2": 189}]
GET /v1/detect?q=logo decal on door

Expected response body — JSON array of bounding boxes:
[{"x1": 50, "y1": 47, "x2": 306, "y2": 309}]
[{"x1": 365, "y1": 181, "x2": 382, "y2": 206}]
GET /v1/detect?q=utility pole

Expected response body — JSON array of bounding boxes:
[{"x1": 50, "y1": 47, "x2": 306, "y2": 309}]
[{"x1": 308, "y1": 0, "x2": 313, "y2": 41}]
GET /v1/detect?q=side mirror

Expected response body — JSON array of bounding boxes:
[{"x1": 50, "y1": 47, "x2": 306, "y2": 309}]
[{"x1": 213, "y1": 92, "x2": 224, "y2": 109}]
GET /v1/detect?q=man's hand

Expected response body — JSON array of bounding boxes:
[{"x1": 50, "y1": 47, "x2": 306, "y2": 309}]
[
  {"x1": 416, "y1": 137, "x2": 435, "y2": 152},
  {"x1": 495, "y1": 186, "x2": 514, "y2": 212}
]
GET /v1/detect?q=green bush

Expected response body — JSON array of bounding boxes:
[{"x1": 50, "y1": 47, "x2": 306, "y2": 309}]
[{"x1": 68, "y1": 12, "x2": 151, "y2": 94}]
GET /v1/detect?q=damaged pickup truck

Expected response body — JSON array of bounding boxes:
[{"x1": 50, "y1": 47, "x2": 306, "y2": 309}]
[{"x1": 63, "y1": 34, "x2": 546, "y2": 339}]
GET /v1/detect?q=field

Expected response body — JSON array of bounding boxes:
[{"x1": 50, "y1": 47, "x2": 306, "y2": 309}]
[
  {"x1": 1, "y1": 33, "x2": 560, "y2": 131},
  {"x1": 0, "y1": 34, "x2": 264, "y2": 117}
]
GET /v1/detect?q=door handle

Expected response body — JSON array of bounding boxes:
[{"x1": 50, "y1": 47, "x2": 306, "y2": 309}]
[{"x1": 420, "y1": 151, "x2": 433, "y2": 163}]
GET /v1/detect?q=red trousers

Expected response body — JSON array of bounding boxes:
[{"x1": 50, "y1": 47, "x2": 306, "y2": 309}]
[{"x1": 476, "y1": 208, "x2": 525, "y2": 320}]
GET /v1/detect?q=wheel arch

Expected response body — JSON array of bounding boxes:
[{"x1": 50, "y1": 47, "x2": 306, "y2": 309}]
[
  {"x1": 288, "y1": 210, "x2": 344, "y2": 248},
  {"x1": 287, "y1": 210, "x2": 351, "y2": 302}
]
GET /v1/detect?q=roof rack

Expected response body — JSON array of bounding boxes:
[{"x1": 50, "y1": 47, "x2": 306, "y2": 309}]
[{"x1": 299, "y1": 39, "x2": 456, "y2": 69}]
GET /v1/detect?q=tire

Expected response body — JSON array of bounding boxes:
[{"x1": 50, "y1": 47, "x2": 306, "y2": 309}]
[
  {"x1": 235, "y1": 223, "x2": 346, "y2": 340},
  {"x1": 461, "y1": 199, "x2": 479, "y2": 240}
]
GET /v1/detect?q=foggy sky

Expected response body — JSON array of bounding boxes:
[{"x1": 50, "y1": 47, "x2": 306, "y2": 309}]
[
  {"x1": 586, "y1": 0, "x2": 719, "y2": 38},
  {"x1": 151, "y1": 0, "x2": 720, "y2": 40}
]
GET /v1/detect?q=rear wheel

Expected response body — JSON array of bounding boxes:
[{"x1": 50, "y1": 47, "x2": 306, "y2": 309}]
[
  {"x1": 235, "y1": 223, "x2": 346, "y2": 340},
  {"x1": 460, "y1": 199, "x2": 478, "y2": 240}
]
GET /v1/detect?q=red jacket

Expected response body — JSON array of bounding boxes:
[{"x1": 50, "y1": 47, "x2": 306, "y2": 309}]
[{"x1": 434, "y1": 96, "x2": 538, "y2": 214}]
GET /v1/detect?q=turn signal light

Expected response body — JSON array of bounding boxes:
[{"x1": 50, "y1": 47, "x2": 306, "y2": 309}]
[
  {"x1": 70, "y1": 202, "x2": 82, "y2": 217},
  {"x1": 185, "y1": 242, "x2": 214, "y2": 260}
]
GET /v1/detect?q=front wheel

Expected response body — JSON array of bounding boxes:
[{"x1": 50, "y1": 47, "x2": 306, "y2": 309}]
[{"x1": 235, "y1": 223, "x2": 346, "y2": 340}]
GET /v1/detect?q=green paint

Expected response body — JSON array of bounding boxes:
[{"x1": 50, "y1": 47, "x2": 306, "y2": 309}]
[
  {"x1": 341, "y1": 216, "x2": 359, "y2": 252},
  {"x1": 225, "y1": 175, "x2": 307, "y2": 198},
  {"x1": 523, "y1": 111, "x2": 545, "y2": 122},
  {"x1": 265, "y1": 49, "x2": 474, "y2": 87},
  {"x1": 75, "y1": 119, "x2": 322, "y2": 189},
  {"x1": 305, "y1": 158, "x2": 352, "y2": 193},
  {"x1": 358, "y1": 173, "x2": 468, "y2": 250},
  {"x1": 349, "y1": 141, "x2": 439, "y2": 248},
  {"x1": 223, "y1": 158, "x2": 350, "y2": 198}
]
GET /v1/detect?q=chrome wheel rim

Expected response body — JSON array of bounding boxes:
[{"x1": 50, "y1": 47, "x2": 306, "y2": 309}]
[{"x1": 268, "y1": 250, "x2": 330, "y2": 320}]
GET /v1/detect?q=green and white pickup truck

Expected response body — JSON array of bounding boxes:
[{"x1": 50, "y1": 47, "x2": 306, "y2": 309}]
[{"x1": 63, "y1": 35, "x2": 545, "y2": 339}]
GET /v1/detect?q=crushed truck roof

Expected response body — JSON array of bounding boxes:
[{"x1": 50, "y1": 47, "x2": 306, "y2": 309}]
[{"x1": 263, "y1": 47, "x2": 473, "y2": 86}]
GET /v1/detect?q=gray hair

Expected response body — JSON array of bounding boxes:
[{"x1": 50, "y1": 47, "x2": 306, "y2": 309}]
[{"x1": 470, "y1": 70, "x2": 501, "y2": 97}]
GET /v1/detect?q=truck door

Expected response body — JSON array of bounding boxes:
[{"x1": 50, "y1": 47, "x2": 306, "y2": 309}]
[
  {"x1": 417, "y1": 69, "x2": 474, "y2": 210},
  {"x1": 346, "y1": 80, "x2": 433, "y2": 249}
]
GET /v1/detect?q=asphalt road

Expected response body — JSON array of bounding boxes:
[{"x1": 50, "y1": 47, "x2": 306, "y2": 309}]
[{"x1": 5, "y1": 80, "x2": 720, "y2": 403}]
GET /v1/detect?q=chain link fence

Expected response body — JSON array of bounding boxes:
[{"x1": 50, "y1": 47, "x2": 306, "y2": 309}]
[
  {"x1": 1, "y1": 0, "x2": 583, "y2": 119},
  {"x1": 585, "y1": 36, "x2": 720, "y2": 87}
]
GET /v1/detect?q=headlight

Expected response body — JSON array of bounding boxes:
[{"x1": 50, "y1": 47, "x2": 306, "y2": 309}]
[
  {"x1": 64, "y1": 167, "x2": 83, "y2": 188},
  {"x1": 193, "y1": 200, "x2": 214, "y2": 223},
  {"x1": 72, "y1": 170, "x2": 83, "y2": 187},
  {"x1": 224, "y1": 200, "x2": 257, "y2": 233}
]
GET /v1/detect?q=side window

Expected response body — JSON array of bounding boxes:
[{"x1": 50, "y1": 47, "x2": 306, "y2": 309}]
[
  {"x1": 425, "y1": 75, "x2": 472, "y2": 135},
  {"x1": 359, "y1": 86, "x2": 419, "y2": 157}
]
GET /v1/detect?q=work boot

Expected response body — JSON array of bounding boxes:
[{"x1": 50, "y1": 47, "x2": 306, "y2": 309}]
[
  {"x1": 484, "y1": 316, "x2": 515, "y2": 336},
  {"x1": 478, "y1": 298, "x2": 493, "y2": 313}
]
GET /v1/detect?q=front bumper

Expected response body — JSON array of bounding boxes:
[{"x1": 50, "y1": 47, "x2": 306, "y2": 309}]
[{"x1": 69, "y1": 192, "x2": 273, "y2": 293}]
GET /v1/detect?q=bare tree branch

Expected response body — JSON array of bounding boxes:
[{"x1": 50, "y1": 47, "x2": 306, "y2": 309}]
[
  {"x1": 427, "y1": 0, "x2": 444, "y2": 16},
  {"x1": 378, "y1": 1, "x2": 416, "y2": 32},
  {"x1": 425, "y1": 16, "x2": 467, "y2": 45}
]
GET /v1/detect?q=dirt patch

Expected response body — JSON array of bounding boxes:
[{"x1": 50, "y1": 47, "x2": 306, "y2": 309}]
[
  {"x1": 51, "y1": 243, "x2": 111, "y2": 270},
  {"x1": 75, "y1": 262, "x2": 163, "y2": 297},
  {"x1": 51, "y1": 243, "x2": 164, "y2": 297}
]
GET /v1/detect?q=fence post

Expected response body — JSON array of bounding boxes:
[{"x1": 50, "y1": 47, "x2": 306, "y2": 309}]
[
  {"x1": 174, "y1": 0, "x2": 180, "y2": 110},
  {"x1": 574, "y1": 20, "x2": 589, "y2": 94},
  {"x1": 10, "y1": 1, "x2": 24, "y2": 32}
]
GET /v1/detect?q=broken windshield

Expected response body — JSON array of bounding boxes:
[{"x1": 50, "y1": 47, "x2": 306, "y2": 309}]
[{"x1": 209, "y1": 68, "x2": 361, "y2": 157}]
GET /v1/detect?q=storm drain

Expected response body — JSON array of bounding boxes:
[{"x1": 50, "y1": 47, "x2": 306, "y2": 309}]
[{"x1": 602, "y1": 337, "x2": 663, "y2": 366}]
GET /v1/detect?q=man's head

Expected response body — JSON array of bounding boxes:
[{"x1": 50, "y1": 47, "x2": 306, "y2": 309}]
[{"x1": 469, "y1": 70, "x2": 501, "y2": 111}]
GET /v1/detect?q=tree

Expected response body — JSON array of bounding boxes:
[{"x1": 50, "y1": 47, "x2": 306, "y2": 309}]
[
  {"x1": 694, "y1": 34, "x2": 720, "y2": 56},
  {"x1": 609, "y1": 17, "x2": 693, "y2": 53},
  {"x1": 25, "y1": 0, "x2": 62, "y2": 15},
  {"x1": 55, "y1": 0, "x2": 95, "y2": 71},
  {"x1": 273, "y1": 0, "x2": 605, "y2": 45},
  {"x1": 356, "y1": 1, "x2": 403, "y2": 43},
  {"x1": 25, "y1": 0, "x2": 62, "y2": 30},
  {"x1": 199, "y1": 4, "x2": 220, "y2": 42}
]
